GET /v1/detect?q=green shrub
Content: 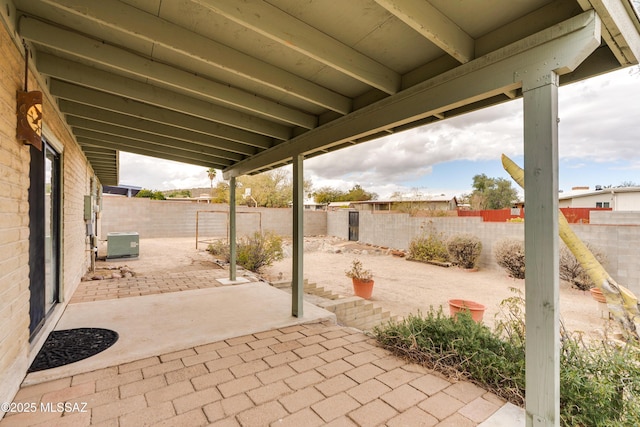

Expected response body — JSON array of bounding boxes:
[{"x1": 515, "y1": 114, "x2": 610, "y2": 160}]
[
  {"x1": 494, "y1": 238, "x2": 525, "y2": 279},
  {"x1": 559, "y1": 243, "x2": 607, "y2": 291},
  {"x1": 408, "y1": 227, "x2": 449, "y2": 262},
  {"x1": 374, "y1": 308, "x2": 525, "y2": 404},
  {"x1": 560, "y1": 331, "x2": 640, "y2": 426},
  {"x1": 373, "y1": 289, "x2": 640, "y2": 426},
  {"x1": 207, "y1": 231, "x2": 284, "y2": 272},
  {"x1": 447, "y1": 234, "x2": 482, "y2": 269}
]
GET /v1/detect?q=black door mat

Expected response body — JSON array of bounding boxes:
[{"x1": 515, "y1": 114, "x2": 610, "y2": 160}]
[{"x1": 28, "y1": 328, "x2": 119, "y2": 373}]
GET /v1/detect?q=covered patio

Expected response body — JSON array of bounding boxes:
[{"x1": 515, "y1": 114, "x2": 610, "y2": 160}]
[
  {"x1": 1, "y1": 238, "x2": 519, "y2": 426},
  {"x1": 2, "y1": 0, "x2": 640, "y2": 425}
]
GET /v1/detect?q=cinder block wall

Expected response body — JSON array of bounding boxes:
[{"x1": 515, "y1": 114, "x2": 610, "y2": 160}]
[
  {"x1": 100, "y1": 197, "x2": 327, "y2": 239},
  {"x1": 327, "y1": 209, "x2": 350, "y2": 240},
  {"x1": 327, "y1": 211, "x2": 640, "y2": 295},
  {"x1": 0, "y1": 18, "x2": 95, "y2": 408}
]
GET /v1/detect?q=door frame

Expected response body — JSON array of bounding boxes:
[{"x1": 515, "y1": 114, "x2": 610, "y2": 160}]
[{"x1": 28, "y1": 139, "x2": 61, "y2": 340}]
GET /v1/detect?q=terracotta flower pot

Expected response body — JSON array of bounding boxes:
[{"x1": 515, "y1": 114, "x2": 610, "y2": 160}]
[
  {"x1": 590, "y1": 288, "x2": 607, "y2": 304},
  {"x1": 448, "y1": 299, "x2": 486, "y2": 323},
  {"x1": 352, "y1": 278, "x2": 374, "y2": 299}
]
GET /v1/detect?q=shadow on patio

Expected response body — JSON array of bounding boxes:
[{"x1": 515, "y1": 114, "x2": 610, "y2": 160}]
[{"x1": 1, "y1": 238, "x2": 522, "y2": 426}]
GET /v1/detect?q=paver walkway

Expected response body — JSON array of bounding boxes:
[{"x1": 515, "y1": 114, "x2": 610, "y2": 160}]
[
  {"x1": 69, "y1": 270, "x2": 229, "y2": 303},
  {"x1": 1, "y1": 322, "x2": 504, "y2": 426},
  {"x1": 2, "y1": 267, "x2": 509, "y2": 426}
]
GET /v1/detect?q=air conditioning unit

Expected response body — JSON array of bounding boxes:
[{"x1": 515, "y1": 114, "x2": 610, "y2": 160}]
[{"x1": 107, "y1": 232, "x2": 139, "y2": 259}]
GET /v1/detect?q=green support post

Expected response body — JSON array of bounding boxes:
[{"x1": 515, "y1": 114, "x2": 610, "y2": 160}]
[
  {"x1": 229, "y1": 176, "x2": 237, "y2": 282},
  {"x1": 292, "y1": 154, "x2": 304, "y2": 317}
]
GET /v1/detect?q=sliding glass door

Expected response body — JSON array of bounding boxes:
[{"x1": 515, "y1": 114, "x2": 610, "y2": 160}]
[{"x1": 29, "y1": 141, "x2": 60, "y2": 339}]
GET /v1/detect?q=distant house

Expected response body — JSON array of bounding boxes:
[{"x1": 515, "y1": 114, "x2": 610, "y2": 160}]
[
  {"x1": 102, "y1": 185, "x2": 142, "y2": 197},
  {"x1": 558, "y1": 186, "x2": 640, "y2": 211},
  {"x1": 288, "y1": 199, "x2": 327, "y2": 210},
  {"x1": 350, "y1": 195, "x2": 458, "y2": 212},
  {"x1": 304, "y1": 200, "x2": 327, "y2": 211},
  {"x1": 327, "y1": 201, "x2": 353, "y2": 211}
]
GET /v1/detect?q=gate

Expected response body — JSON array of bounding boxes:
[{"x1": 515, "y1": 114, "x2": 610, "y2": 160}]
[{"x1": 348, "y1": 211, "x2": 359, "y2": 241}]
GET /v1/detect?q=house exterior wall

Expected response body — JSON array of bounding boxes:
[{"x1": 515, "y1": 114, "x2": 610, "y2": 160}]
[
  {"x1": 100, "y1": 197, "x2": 327, "y2": 239},
  {"x1": 560, "y1": 191, "x2": 640, "y2": 210},
  {"x1": 613, "y1": 193, "x2": 640, "y2": 211},
  {"x1": 0, "y1": 20, "x2": 33, "y2": 410},
  {"x1": 560, "y1": 192, "x2": 615, "y2": 208},
  {"x1": 0, "y1": 20, "x2": 94, "y2": 409}
]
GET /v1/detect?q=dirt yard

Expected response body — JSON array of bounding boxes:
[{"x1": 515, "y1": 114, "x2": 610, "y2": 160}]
[
  {"x1": 100, "y1": 237, "x2": 615, "y2": 339},
  {"x1": 261, "y1": 237, "x2": 614, "y2": 338}
]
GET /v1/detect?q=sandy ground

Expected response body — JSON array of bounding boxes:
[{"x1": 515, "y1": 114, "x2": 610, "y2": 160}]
[
  {"x1": 97, "y1": 237, "x2": 614, "y2": 338},
  {"x1": 95, "y1": 237, "x2": 224, "y2": 277},
  {"x1": 261, "y1": 237, "x2": 614, "y2": 338}
]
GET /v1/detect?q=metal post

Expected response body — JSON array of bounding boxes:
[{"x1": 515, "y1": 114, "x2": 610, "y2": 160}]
[
  {"x1": 229, "y1": 176, "x2": 237, "y2": 282},
  {"x1": 523, "y1": 72, "x2": 560, "y2": 427},
  {"x1": 292, "y1": 154, "x2": 304, "y2": 317}
]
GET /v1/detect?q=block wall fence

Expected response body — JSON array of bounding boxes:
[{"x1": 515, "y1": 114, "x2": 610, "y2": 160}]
[
  {"x1": 101, "y1": 198, "x2": 640, "y2": 295},
  {"x1": 100, "y1": 197, "x2": 328, "y2": 239},
  {"x1": 328, "y1": 210, "x2": 640, "y2": 296}
]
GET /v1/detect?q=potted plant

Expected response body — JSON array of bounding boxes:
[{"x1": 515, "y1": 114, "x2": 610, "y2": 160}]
[
  {"x1": 448, "y1": 299, "x2": 486, "y2": 323},
  {"x1": 345, "y1": 258, "x2": 374, "y2": 299},
  {"x1": 589, "y1": 287, "x2": 607, "y2": 303}
]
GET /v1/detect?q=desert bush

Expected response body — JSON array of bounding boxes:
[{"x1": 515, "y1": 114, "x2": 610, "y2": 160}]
[
  {"x1": 408, "y1": 226, "x2": 449, "y2": 262},
  {"x1": 494, "y1": 238, "x2": 525, "y2": 279},
  {"x1": 373, "y1": 289, "x2": 640, "y2": 426},
  {"x1": 559, "y1": 243, "x2": 607, "y2": 290},
  {"x1": 207, "y1": 231, "x2": 284, "y2": 272},
  {"x1": 447, "y1": 234, "x2": 482, "y2": 269}
]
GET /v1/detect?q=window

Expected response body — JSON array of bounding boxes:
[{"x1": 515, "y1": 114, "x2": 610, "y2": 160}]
[{"x1": 596, "y1": 202, "x2": 610, "y2": 208}]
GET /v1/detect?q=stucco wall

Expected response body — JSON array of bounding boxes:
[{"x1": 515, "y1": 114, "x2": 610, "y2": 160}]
[
  {"x1": 0, "y1": 18, "x2": 94, "y2": 409},
  {"x1": 100, "y1": 197, "x2": 327, "y2": 239},
  {"x1": 327, "y1": 210, "x2": 640, "y2": 295}
]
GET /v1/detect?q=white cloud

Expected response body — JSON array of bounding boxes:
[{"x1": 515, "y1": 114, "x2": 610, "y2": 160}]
[{"x1": 118, "y1": 67, "x2": 640, "y2": 199}]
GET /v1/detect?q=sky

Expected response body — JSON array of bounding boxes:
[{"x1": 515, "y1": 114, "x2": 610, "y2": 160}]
[{"x1": 119, "y1": 66, "x2": 640, "y2": 200}]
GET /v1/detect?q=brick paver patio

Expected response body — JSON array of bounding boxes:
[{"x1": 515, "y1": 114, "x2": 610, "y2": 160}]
[{"x1": 1, "y1": 272, "x2": 507, "y2": 426}]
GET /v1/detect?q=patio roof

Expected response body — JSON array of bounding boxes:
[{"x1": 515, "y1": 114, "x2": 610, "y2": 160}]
[{"x1": 7, "y1": 0, "x2": 640, "y2": 186}]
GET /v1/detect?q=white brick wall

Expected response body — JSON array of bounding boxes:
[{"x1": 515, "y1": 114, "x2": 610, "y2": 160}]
[
  {"x1": 0, "y1": 21, "x2": 34, "y2": 408},
  {"x1": 0, "y1": 20, "x2": 95, "y2": 409}
]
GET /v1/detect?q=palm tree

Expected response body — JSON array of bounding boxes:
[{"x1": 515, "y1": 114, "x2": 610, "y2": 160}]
[
  {"x1": 207, "y1": 168, "x2": 217, "y2": 204},
  {"x1": 207, "y1": 168, "x2": 217, "y2": 189}
]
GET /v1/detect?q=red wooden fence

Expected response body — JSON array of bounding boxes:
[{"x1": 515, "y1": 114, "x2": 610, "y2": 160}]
[{"x1": 457, "y1": 207, "x2": 611, "y2": 223}]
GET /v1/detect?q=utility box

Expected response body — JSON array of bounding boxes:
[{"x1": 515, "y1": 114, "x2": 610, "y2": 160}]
[{"x1": 107, "y1": 232, "x2": 139, "y2": 259}]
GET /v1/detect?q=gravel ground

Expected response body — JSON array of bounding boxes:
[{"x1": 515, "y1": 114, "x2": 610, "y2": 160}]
[
  {"x1": 261, "y1": 237, "x2": 613, "y2": 338},
  {"x1": 102, "y1": 237, "x2": 615, "y2": 339}
]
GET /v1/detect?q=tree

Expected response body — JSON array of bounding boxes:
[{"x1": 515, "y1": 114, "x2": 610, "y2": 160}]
[
  {"x1": 312, "y1": 184, "x2": 377, "y2": 203},
  {"x1": 206, "y1": 168, "x2": 217, "y2": 189},
  {"x1": 135, "y1": 189, "x2": 166, "y2": 200},
  {"x1": 237, "y1": 169, "x2": 313, "y2": 207},
  {"x1": 470, "y1": 174, "x2": 518, "y2": 210},
  {"x1": 344, "y1": 184, "x2": 377, "y2": 201},
  {"x1": 210, "y1": 181, "x2": 230, "y2": 203},
  {"x1": 313, "y1": 186, "x2": 346, "y2": 204}
]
